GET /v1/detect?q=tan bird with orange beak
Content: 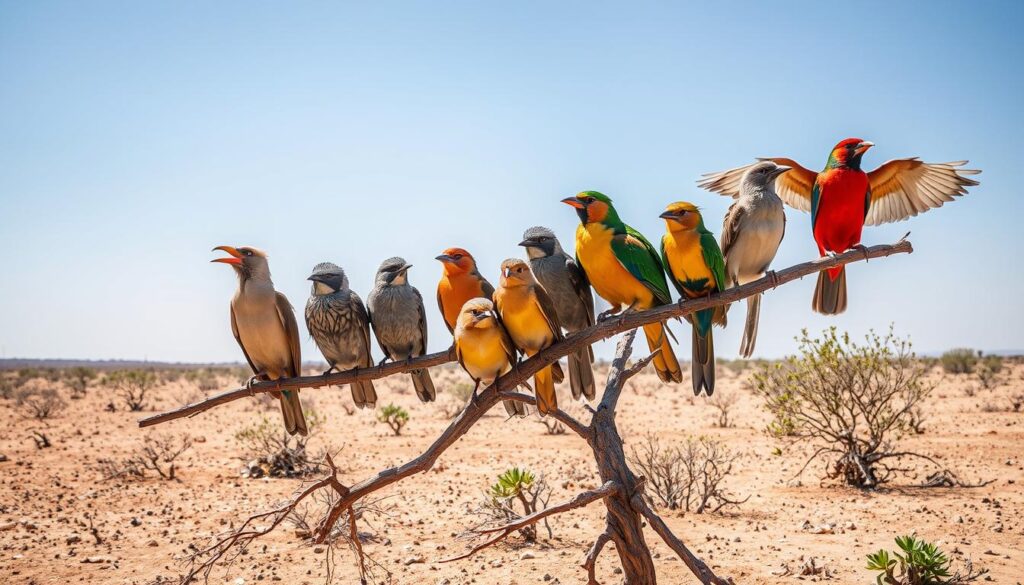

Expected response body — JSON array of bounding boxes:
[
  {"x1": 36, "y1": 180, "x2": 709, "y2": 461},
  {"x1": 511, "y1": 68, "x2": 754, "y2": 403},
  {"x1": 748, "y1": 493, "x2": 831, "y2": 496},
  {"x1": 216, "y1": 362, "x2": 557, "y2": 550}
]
[
  {"x1": 453, "y1": 298, "x2": 528, "y2": 417},
  {"x1": 436, "y1": 248, "x2": 495, "y2": 334},
  {"x1": 212, "y1": 245, "x2": 308, "y2": 436},
  {"x1": 493, "y1": 258, "x2": 565, "y2": 416}
]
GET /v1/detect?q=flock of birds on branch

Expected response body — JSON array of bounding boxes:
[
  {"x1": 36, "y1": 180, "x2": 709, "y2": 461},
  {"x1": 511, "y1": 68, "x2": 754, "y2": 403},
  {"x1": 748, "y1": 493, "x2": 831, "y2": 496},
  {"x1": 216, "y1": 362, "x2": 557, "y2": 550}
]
[{"x1": 211, "y1": 138, "x2": 980, "y2": 436}]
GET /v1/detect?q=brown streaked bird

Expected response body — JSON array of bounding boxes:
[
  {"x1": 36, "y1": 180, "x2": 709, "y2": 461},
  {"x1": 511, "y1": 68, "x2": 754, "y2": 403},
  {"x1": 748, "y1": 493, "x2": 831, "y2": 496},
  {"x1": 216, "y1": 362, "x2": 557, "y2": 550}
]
[
  {"x1": 436, "y1": 248, "x2": 495, "y2": 334},
  {"x1": 453, "y1": 298, "x2": 528, "y2": 417},
  {"x1": 493, "y1": 258, "x2": 565, "y2": 416},
  {"x1": 212, "y1": 245, "x2": 308, "y2": 436},
  {"x1": 305, "y1": 262, "x2": 377, "y2": 409},
  {"x1": 519, "y1": 226, "x2": 596, "y2": 401}
]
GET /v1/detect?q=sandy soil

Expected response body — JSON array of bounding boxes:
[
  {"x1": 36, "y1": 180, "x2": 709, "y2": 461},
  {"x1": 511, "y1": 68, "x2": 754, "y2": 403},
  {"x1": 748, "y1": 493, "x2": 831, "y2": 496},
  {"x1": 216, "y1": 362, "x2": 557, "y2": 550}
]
[{"x1": 1, "y1": 361, "x2": 1022, "y2": 585}]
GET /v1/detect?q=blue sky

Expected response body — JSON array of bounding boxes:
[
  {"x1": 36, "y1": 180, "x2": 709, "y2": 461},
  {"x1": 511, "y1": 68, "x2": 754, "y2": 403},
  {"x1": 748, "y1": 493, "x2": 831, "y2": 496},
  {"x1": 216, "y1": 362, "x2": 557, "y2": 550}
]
[{"x1": 1, "y1": 1, "x2": 1021, "y2": 363}]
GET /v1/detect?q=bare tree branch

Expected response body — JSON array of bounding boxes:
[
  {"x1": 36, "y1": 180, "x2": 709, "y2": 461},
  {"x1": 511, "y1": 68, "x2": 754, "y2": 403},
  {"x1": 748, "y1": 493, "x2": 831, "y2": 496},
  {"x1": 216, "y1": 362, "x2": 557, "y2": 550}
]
[
  {"x1": 443, "y1": 481, "x2": 619, "y2": 563},
  {"x1": 583, "y1": 529, "x2": 613, "y2": 585},
  {"x1": 139, "y1": 240, "x2": 912, "y2": 428},
  {"x1": 633, "y1": 495, "x2": 734, "y2": 585}
]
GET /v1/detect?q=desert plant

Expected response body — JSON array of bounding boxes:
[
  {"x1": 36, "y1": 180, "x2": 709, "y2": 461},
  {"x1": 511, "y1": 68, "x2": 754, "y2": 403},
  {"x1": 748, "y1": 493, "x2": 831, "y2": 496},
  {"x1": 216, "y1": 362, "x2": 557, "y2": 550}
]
[
  {"x1": 234, "y1": 410, "x2": 327, "y2": 478},
  {"x1": 940, "y1": 348, "x2": 977, "y2": 375},
  {"x1": 474, "y1": 467, "x2": 552, "y2": 542},
  {"x1": 98, "y1": 433, "x2": 194, "y2": 481},
  {"x1": 707, "y1": 391, "x2": 738, "y2": 428},
  {"x1": 376, "y1": 403, "x2": 409, "y2": 436},
  {"x1": 105, "y1": 369, "x2": 158, "y2": 411},
  {"x1": 975, "y1": 354, "x2": 1003, "y2": 389},
  {"x1": 447, "y1": 381, "x2": 475, "y2": 403},
  {"x1": 755, "y1": 326, "x2": 935, "y2": 488},
  {"x1": 867, "y1": 535, "x2": 987, "y2": 584},
  {"x1": 628, "y1": 433, "x2": 746, "y2": 513},
  {"x1": 536, "y1": 417, "x2": 567, "y2": 435},
  {"x1": 14, "y1": 381, "x2": 67, "y2": 419},
  {"x1": 65, "y1": 366, "x2": 97, "y2": 399}
]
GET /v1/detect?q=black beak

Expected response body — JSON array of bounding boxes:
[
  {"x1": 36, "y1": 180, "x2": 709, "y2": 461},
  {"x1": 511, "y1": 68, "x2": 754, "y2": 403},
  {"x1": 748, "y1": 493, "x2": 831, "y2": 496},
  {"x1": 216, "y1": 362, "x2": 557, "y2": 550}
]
[
  {"x1": 308, "y1": 274, "x2": 327, "y2": 283},
  {"x1": 518, "y1": 238, "x2": 536, "y2": 247},
  {"x1": 770, "y1": 165, "x2": 791, "y2": 180},
  {"x1": 659, "y1": 211, "x2": 677, "y2": 220},
  {"x1": 435, "y1": 254, "x2": 453, "y2": 263}
]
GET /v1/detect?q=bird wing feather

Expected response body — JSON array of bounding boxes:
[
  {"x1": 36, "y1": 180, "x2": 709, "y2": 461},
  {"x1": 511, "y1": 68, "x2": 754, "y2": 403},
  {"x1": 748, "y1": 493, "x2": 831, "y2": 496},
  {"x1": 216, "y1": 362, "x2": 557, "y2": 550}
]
[
  {"x1": 565, "y1": 257, "x2": 595, "y2": 327},
  {"x1": 275, "y1": 292, "x2": 302, "y2": 378},
  {"x1": 532, "y1": 283, "x2": 565, "y2": 341},
  {"x1": 865, "y1": 158, "x2": 980, "y2": 226},
  {"x1": 413, "y1": 287, "x2": 428, "y2": 356},
  {"x1": 436, "y1": 286, "x2": 454, "y2": 334},
  {"x1": 698, "y1": 157, "x2": 817, "y2": 213},
  {"x1": 352, "y1": 292, "x2": 375, "y2": 367},
  {"x1": 612, "y1": 225, "x2": 673, "y2": 305},
  {"x1": 719, "y1": 200, "x2": 746, "y2": 266}
]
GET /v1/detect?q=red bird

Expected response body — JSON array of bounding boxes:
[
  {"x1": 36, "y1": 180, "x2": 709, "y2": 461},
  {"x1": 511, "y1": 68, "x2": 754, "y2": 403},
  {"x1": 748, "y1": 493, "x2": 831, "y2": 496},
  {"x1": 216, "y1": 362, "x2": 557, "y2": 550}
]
[{"x1": 699, "y1": 138, "x2": 980, "y2": 314}]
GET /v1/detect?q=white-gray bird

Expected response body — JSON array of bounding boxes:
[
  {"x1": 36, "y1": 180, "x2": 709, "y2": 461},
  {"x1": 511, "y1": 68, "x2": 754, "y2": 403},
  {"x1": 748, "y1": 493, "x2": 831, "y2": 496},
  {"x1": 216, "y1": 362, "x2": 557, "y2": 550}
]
[
  {"x1": 710, "y1": 161, "x2": 791, "y2": 358},
  {"x1": 212, "y1": 245, "x2": 308, "y2": 436},
  {"x1": 518, "y1": 226, "x2": 596, "y2": 400},
  {"x1": 305, "y1": 262, "x2": 377, "y2": 409},
  {"x1": 367, "y1": 257, "x2": 436, "y2": 402}
]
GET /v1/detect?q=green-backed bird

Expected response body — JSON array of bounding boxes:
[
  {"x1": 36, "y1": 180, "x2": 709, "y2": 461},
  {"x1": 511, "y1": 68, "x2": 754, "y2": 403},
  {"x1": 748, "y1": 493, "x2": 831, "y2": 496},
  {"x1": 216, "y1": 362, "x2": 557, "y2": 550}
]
[
  {"x1": 562, "y1": 191, "x2": 683, "y2": 384},
  {"x1": 659, "y1": 203, "x2": 728, "y2": 396},
  {"x1": 212, "y1": 246, "x2": 308, "y2": 436}
]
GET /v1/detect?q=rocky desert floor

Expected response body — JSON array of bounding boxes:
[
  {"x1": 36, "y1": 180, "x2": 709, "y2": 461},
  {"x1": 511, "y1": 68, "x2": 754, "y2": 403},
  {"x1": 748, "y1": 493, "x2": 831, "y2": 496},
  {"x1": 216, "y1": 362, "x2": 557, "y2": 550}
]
[{"x1": 1, "y1": 359, "x2": 1022, "y2": 585}]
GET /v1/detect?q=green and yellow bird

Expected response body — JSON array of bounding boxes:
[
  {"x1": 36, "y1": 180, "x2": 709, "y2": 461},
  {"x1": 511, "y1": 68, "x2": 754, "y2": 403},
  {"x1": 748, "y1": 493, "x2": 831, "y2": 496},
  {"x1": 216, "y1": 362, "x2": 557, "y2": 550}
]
[
  {"x1": 562, "y1": 191, "x2": 682, "y2": 384},
  {"x1": 659, "y1": 202, "x2": 727, "y2": 396}
]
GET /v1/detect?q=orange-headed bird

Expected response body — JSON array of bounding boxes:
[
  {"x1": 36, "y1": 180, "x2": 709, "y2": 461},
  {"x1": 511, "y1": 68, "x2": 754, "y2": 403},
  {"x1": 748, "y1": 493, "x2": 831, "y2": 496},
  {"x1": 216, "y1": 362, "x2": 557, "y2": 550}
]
[
  {"x1": 699, "y1": 139, "x2": 980, "y2": 314},
  {"x1": 436, "y1": 248, "x2": 495, "y2": 333}
]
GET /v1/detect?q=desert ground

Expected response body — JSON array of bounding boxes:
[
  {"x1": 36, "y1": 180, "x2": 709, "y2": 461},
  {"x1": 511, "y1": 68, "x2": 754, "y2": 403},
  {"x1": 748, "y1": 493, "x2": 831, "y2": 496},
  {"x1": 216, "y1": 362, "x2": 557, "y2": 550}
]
[{"x1": 1, "y1": 357, "x2": 1022, "y2": 585}]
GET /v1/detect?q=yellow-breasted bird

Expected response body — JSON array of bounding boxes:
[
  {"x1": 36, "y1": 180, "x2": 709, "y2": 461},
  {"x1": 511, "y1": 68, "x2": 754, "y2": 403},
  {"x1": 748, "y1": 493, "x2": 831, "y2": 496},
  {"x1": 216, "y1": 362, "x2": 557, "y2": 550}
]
[
  {"x1": 453, "y1": 298, "x2": 528, "y2": 417},
  {"x1": 659, "y1": 203, "x2": 728, "y2": 396},
  {"x1": 436, "y1": 247, "x2": 495, "y2": 334},
  {"x1": 493, "y1": 258, "x2": 565, "y2": 416},
  {"x1": 212, "y1": 246, "x2": 308, "y2": 436},
  {"x1": 562, "y1": 191, "x2": 682, "y2": 384}
]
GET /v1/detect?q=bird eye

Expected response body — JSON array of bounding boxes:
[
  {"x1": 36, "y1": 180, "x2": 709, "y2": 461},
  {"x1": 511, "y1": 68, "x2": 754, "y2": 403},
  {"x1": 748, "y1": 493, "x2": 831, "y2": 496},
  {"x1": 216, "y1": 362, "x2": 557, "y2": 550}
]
[
  {"x1": 453, "y1": 254, "x2": 463, "y2": 260},
  {"x1": 242, "y1": 249, "x2": 252, "y2": 256}
]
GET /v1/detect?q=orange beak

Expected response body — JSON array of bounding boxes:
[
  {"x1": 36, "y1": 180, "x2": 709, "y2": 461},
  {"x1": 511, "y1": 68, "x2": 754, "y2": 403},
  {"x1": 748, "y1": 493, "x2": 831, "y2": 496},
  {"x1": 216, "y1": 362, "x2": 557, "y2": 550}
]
[
  {"x1": 211, "y1": 245, "x2": 243, "y2": 265},
  {"x1": 561, "y1": 197, "x2": 585, "y2": 209},
  {"x1": 855, "y1": 141, "x2": 874, "y2": 155}
]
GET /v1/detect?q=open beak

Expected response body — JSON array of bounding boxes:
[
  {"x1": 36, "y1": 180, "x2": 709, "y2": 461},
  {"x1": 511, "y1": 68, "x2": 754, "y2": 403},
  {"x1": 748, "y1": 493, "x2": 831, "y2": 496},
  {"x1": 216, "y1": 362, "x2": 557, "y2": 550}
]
[
  {"x1": 435, "y1": 254, "x2": 454, "y2": 264},
  {"x1": 561, "y1": 197, "x2": 585, "y2": 209},
  {"x1": 771, "y1": 165, "x2": 792, "y2": 180},
  {"x1": 211, "y1": 245, "x2": 243, "y2": 265},
  {"x1": 855, "y1": 141, "x2": 874, "y2": 155}
]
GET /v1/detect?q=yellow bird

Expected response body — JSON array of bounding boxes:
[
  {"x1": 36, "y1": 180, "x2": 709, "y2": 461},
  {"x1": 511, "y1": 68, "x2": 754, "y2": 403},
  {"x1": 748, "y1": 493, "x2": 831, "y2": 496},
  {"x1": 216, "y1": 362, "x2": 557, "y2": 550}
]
[
  {"x1": 493, "y1": 258, "x2": 565, "y2": 416},
  {"x1": 562, "y1": 191, "x2": 683, "y2": 384},
  {"x1": 453, "y1": 298, "x2": 528, "y2": 417}
]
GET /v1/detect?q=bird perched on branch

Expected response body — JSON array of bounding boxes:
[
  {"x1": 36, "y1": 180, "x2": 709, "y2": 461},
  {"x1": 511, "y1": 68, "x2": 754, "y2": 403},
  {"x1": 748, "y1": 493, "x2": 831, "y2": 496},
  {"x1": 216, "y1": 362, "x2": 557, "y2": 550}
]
[
  {"x1": 367, "y1": 257, "x2": 436, "y2": 402},
  {"x1": 212, "y1": 246, "x2": 307, "y2": 436},
  {"x1": 453, "y1": 298, "x2": 527, "y2": 417},
  {"x1": 562, "y1": 191, "x2": 682, "y2": 384},
  {"x1": 659, "y1": 203, "x2": 728, "y2": 396},
  {"x1": 519, "y1": 226, "x2": 596, "y2": 401},
  {"x1": 494, "y1": 258, "x2": 565, "y2": 416},
  {"x1": 305, "y1": 262, "x2": 377, "y2": 409},
  {"x1": 436, "y1": 248, "x2": 495, "y2": 334},
  {"x1": 699, "y1": 138, "x2": 980, "y2": 314},
  {"x1": 716, "y1": 161, "x2": 790, "y2": 357}
]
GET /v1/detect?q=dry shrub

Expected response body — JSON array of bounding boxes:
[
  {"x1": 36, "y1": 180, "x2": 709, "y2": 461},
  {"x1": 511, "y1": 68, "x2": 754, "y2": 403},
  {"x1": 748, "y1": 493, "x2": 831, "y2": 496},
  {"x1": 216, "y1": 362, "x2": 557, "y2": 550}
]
[
  {"x1": 940, "y1": 348, "x2": 977, "y2": 374},
  {"x1": 235, "y1": 409, "x2": 327, "y2": 478},
  {"x1": 15, "y1": 381, "x2": 67, "y2": 419},
  {"x1": 65, "y1": 366, "x2": 97, "y2": 399},
  {"x1": 98, "y1": 433, "x2": 194, "y2": 481},
  {"x1": 975, "y1": 355, "x2": 1003, "y2": 389},
  {"x1": 105, "y1": 369, "x2": 158, "y2": 411},
  {"x1": 628, "y1": 433, "x2": 746, "y2": 513},
  {"x1": 755, "y1": 327, "x2": 935, "y2": 488},
  {"x1": 707, "y1": 391, "x2": 738, "y2": 428}
]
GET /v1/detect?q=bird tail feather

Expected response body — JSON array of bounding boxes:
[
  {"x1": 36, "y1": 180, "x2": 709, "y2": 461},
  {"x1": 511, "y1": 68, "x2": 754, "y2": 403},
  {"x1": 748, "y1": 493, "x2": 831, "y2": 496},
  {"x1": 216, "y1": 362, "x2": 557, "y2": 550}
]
[
  {"x1": 691, "y1": 326, "x2": 716, "y2": 396},
  {"x1": 279, "y1": 390, "x2": 309, "y2": 436},
  {"x1": 739, "y1": 293, "x2": 761, "y2": 359},
  {"x1": 813, "y1": 267, "x2": 847, "y2": 315},
  {"x1": 503, "y1": 397, "x2": 528, "y2": 417},
  {"x1": 410, "y1": 368, "x2": 436, "y2": 403},
  {"x1": 643, "y1": 321, "x2": 682, "y2": 383},
  {"x1": 533, "y1": 365, "x2": 558, "y2": 416},
  {"x1": 551, "y1": 360, "x2": 564, "y2": 384},
  {"x1": 350, "y1": 380, "x2": 377, "y2": 409},
  {"x1": 568, "y1": 346, "x2": 596, "y2": 400}
]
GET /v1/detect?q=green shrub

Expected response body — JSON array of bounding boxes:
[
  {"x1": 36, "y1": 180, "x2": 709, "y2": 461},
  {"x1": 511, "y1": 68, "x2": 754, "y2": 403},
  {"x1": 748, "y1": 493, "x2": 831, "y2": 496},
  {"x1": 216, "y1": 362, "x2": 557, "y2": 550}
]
[
  {"x1": 975, "y1": 355, "x2": 1003, "y2": 389},
  {"x1": 234, "y1": 410, "x2": 326, "y2": 478},
  {"x1": 377, "y1": 404, "x2": 409, "y2": 436},
  {"x1": 940, "y1": 349, "x2": 977, "y2": 374},
  {"x1": 105, "y1": 369, "x2": 158, "y2": 411},
  {"x1": 477, "y1": 467, "x2": 551, "y2": 542},
  {"x1": 867, "y1": 535, "x2": 986, "y2": 584},
  {"x1": 66, "y1": 366, "x2": 97, "y2": 398}
]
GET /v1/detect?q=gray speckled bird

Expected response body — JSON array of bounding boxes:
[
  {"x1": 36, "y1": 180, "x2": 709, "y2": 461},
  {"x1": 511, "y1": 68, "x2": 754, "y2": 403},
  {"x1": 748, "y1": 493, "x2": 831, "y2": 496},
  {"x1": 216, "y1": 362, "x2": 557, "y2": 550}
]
[
  {"x1": 519, "y1": 226, "x2": 596, "y2": 400},
  {"x1": 212, "y1": 246, "x2": 308, "y2": 436},
  {"x1": 367, "y1": 257, "x2": 436, "y2": 402},
  {"x1": 305, "y1": 262, "x2": 377, "y2": 409},
  {"x1": 717, "y1": 161, "x2": 790, "y2": 358}
]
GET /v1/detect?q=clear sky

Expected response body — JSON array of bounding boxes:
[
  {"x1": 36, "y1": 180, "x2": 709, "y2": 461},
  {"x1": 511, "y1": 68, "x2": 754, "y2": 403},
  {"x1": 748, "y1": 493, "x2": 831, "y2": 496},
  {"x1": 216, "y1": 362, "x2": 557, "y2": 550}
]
[{"x1": 1, "y1": 1, "x2": 1021, "y2": 363}]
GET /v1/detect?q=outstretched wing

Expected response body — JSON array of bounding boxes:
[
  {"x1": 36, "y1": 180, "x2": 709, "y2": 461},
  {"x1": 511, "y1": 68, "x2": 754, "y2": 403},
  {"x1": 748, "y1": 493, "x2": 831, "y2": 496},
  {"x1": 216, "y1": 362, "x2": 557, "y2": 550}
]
[
  {"x1": 865, "y1": 158, "x2": 980, "y2": 226},
  {"x1": 612, "y1": 225, "x2": 673, "y2": 305},
  {"x1": 699, "y1": 157, "x2": 817, "y2": 213}
]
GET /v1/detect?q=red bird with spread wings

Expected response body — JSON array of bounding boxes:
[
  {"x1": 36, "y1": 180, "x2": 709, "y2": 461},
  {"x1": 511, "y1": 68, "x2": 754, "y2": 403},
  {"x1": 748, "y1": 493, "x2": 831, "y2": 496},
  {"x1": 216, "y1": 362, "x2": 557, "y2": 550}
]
[{"x1": 699, "y1": 139, "x2": 980, "y2": 314}]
